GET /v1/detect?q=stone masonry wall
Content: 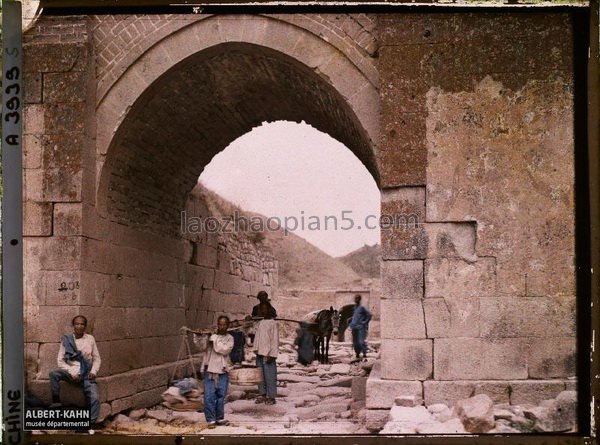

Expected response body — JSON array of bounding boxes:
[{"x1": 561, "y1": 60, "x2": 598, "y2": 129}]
[
  {"x1": 366, "y1": 13, "x2": 577, "y2": 429},
  {"x1": 22, "y1": 18, "x2": 278, "y2": 415}
]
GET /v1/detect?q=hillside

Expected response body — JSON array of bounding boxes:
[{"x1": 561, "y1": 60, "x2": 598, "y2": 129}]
[
  {"x1": 196, "y1": 184, "x2": 363, "y2": 289},
  {"x1": 338, "y1": 243, "x2": 381, "y2": 278}
]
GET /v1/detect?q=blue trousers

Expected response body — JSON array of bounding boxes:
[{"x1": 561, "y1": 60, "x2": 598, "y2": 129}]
[
  {"x1": 49, "y1": 369, "x2": 100, "y2": 422},
  {"x1": 352, "y1": 328, "x2": 368, "y2": 357},
  {"x1": 256, "y1": 355, "x2": 277, "y2": 398},
  {"x1": 203, "y1": 370, "x2": 229, "y2": 423}
]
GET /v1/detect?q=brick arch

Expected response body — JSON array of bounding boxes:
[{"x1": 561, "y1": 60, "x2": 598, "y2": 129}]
[{"x1": 96, "y1": 15, "x2": 380, "y2": 234}]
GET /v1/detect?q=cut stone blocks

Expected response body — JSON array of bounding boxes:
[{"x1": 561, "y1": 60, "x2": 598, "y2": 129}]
[
  {"x1": 509, "y1": 380, "x2": 567, "y2": 406},
  {"x1": 381, "y1": 339, "x2": 432, "y2": 380},
  {"x1": 381, "y1": 260, "x2": 423, "y2": 299},
  {"x1": 380, "y1": 299, "x2": 426, "y2": 339},
  {"x1": 423, "y1": 297, "x2": 479, "y2": 338},
  {"x1": 366, "y1": 362, "x2": 423, "y2": 408},
  {"x1": 424, "y1": 222, "x2": 477, "y2": 261},
  {"x1": 425, "y1": 257, "x2": 497, "y2": 298},
  {"x1": 365, "y1": 409, "x2": 390, "y2": 432},
  {"x1": 24, "y1": 201, "x2": 53, "y2": 236},
  {"x1": 528, "y1": 337, "x2": 577, "y2": 379},
  {"x1": 434, "y1": 338, "x2": 528, "y2": 380},
  {"x1": 480, "y1": 297, "x2": 575, "y2": 338},
  {"x1": 381, "y1": 187, "x2": 426, "y2": 260}
]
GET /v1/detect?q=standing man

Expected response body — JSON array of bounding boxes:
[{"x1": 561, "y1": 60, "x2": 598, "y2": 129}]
[
  {"x1": 348, "y1": 295, "x2": 372, "y2": 362},
  {"x1": 253, "y1": 301, "x2": 279, "y2": 405},
  {"x1": 203, "y1": 315, "x2": 235, "y2": 428},
  {"x1": 251, "y1": 290, "x2": 277, "y2": 319},
  {"x1": 48, "y1": 315, "x2": 102, "y2": 425}
]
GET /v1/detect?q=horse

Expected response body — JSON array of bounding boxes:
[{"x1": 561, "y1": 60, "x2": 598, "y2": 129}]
[{"x1": 303, "y1": 307, "x2": 340, "y2": 364}]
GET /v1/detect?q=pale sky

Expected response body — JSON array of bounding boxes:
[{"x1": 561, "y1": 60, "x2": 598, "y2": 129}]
[{"x1": 199, "y1": 121, "x2": 380, "y2": 257}]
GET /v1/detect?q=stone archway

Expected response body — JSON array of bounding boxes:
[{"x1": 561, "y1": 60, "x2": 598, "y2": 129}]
[{"x1": 89, "y1": 14, "x2": 379, "y2": 415}]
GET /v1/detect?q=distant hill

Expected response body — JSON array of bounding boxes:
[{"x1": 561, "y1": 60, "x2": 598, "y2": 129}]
[
  {"x1": 338, "y1": 243, "x2": 381, "y2": 278},
  {"x1": 196, "y1": 184, "x2": 363, "y2": 290}
]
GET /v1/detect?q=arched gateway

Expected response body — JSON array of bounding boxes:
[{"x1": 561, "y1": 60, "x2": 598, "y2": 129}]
[{"x1": 23, "y1": 11, "x2": 578, "y2": 429}]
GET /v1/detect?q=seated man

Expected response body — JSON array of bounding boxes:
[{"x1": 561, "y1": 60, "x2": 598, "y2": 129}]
[{"x1": 48, "y1": 315, "x2": 101, "y2": 425}]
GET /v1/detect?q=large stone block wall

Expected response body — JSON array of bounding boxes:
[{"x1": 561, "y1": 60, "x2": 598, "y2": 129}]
[
  {"x1": 22, "y1": 11, "x2": 579, "y2": 420},
  {"x1": 22, "y1": 17, "x2": 277, "y2": 414},
  {"x1": 367, "y1": 13, "x2": 576, "y2": 422}
]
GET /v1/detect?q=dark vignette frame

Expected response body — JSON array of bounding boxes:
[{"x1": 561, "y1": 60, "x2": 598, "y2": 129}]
[{"x1": 2, "y1": 1, "x2": 599, "y2": 444}]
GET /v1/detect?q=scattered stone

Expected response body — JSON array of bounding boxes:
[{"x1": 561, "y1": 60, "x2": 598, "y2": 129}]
[
  {"x1": 171, "y1": 411, "x2": 203, "y2": 424},
  {"x1": 114, "y1": 414, "x2": 132, "y2": 424},
  {"x1": 428, "y1": 403, "x2": 449, "y2": 414},
  {"x1": 340, "y1": 410, "x2": 352, "y2": 419},
  {"x1": 329, "y1": 364, "x2": 351, "y2": 375},
  {"x1": 308, "y1": 387, "x2": 351, "y2": 398},
  {"x1": 389, "y1": 406, "x2": 432, "y2": 424},
  {"x1": 456, "y1": 394, "x2": 495, "y2": 433},
  {"x1": 493, "y1": 409, "x2": 515, "y2": 421},
  {"x1": 416, "y1": 418, "x2": 467, "y2": 434},
  {"x1": 533, "y1": 391, "x2": 577, "y2": 432},
  {"x1": 278, "y1": 374, "x2": 321, "y2": 383},
  {"x1": 128, "y1": 409, "x2": 147, "y2": 421},
  {"x1": 146, "y1": 410, "x2": 171, "y2": 423},
  {"x1": 489, "y1": 424, "x2": 521, "y2": 434},
  {"x1": 318, "y1": 377, "x2": 353, "y2": 387}
]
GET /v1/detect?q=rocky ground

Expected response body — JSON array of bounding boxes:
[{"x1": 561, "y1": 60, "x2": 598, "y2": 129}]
[
  {"x1": 102, "y1": 339, "x2": 377, "y2": 435},
  {"x1": 34, "y1": 338, "x2": 577, "y2": 436},
  {"x1": 379, "y1": 391, "x2": 578, "y2": 435}
]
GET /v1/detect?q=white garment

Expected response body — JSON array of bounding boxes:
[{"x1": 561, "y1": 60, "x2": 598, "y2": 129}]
[
  {"x1": 57, "y1": 333, "x2": 101, "y2": 378},
  {"x1": 253, "y1": 319, "x2": 279, "y2": 358},
  {"x1": 202, "y1": 333, "x2": 234, "y2": 374}
]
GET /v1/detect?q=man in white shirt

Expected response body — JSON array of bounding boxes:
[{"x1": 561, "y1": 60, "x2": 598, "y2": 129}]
[
  {"x1": 48, "y1": 315, "x2": 101, "y2": 424},
  {"x1": 203, "y1": 315, "x2": 234, "y2": 427},
  {"x1": 253, "y1": 302, "x2": 279, "y2": 405}
]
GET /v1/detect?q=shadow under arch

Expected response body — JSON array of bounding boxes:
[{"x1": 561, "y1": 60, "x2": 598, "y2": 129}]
[{"x1": 97, "y1": 41, "x2": 380, "y2": 236}]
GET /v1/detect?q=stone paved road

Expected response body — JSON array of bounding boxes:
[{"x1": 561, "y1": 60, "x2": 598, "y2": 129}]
[{"x1": 102, "y1": 339, "x2": 378, "y2": 435}]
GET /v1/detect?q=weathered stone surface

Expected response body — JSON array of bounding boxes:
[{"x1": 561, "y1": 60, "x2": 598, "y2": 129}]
[
  {"x1": 44, "y1": 71, "x2": 87, "y2": 103},
  {"x1": 480, "y1": 297, "x2": 575, "y2": 339},
  {"x1": 509, "y1": 380, "x2": 567, "y2": 406},
  {"x1": 416, "y1": 418, "x2": 467, "y2": 434},
  {"x1": 381, "y1": 187, "x2": 426, "y2": 260},
  {"x1": 426, "y1": 76, "x2": 575, "y2": 299},
  {"x1": 380, "y1": 405, "x2": 433, "y2": 434},
  {"x1": 365, "y1": 409, "x2": 389, "y2": 432},
  {"x1": 456, "y1": 394, "x2": 495, "y2": 433},
  {"x1": 381, "y1": 260, "x2": 423, "y2": 299},
  {"x1": 53, "y1": 203, "x2": 83, "y2": 236},
  {"x1": 329, "y1": 363, "x2": 351, "y2": 375},
  {"x1": 318, "y1": 377, "x2": 353, "y2": 388},
  {"x1": 424, "y1": 223, "x2": 477, "y2": 261},
  {"x1": 381, "y1": 339, "x2": 432, "y2": 380},
  {"x1": 24, "y1": 202, "x2": 53, "y2": 236},
  {"x1": 351, "y1": 377, "x2": 367, "y2": 402},
  {"x1": 395, "y1": 396, "x2": 419, "y2": 407},
  {"x1": 380, "y1": 299, "x2": 426, "y2": 339},
  {"x1": 533, "y1": 391, "x2": 577, "y2": 432},
  {"x1": 129, "y1": 408, "x2": 147, "y2": 420},
  {"x1": 423, "y1": 298, "x2": 479, "y2": 338},
  {"x1": 24, "y1": 43, "x2": 87, "y2": 73},
  {"x1": 98, "y1": 403, "x2": 111, "y2": 422},
  {"x1": 528, "y1": 337, "x2": 576, "y2": 378},
  {"x1": 434, "y1": 338, "x2": 528, "y2": 380},
  {"x1": 366, "y1": 378, "x2": 422, "y2": 409},
  {"x1": 425, "y1": 258, "x2": 496, "y2": 299},
  {"x1": 424, "y1": 381, "x2": 475, "y2": 407}
]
